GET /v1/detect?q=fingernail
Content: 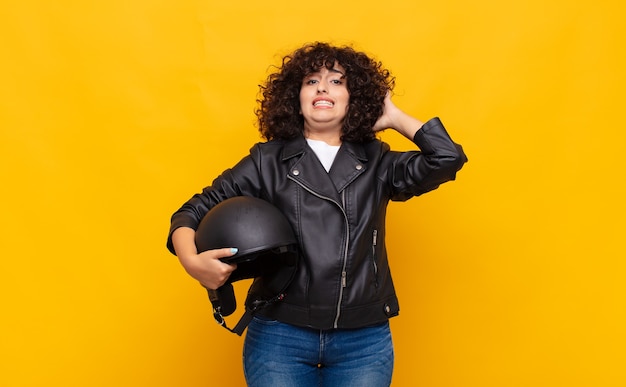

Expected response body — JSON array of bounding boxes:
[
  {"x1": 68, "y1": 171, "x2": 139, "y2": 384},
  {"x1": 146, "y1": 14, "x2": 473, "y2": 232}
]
[{"x1": 230, "y1": 248, "x2": 238, "y2": 254}]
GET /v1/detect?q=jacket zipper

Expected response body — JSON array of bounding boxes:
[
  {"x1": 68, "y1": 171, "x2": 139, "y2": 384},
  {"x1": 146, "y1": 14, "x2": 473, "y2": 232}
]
[
  {"x1": 287, "y1": 175, "x2": 350, "y2": 328},
  {"x1": 334, "y1": 191, "x2": 349, "y2": 328},
  {"x1": 372, "y1": 229, "x2": 379, "y2": 287}
]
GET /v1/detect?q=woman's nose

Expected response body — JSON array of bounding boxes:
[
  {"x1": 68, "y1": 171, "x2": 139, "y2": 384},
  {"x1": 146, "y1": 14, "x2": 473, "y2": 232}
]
[{"x1": 316, "y1": 81, "x2": 327, "y2": 93}]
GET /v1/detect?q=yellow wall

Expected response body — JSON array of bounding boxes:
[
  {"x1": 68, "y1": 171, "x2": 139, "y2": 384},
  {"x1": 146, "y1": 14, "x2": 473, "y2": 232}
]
[{"x1": 1, "y1": 0, "x2": 624, "y2": 386}]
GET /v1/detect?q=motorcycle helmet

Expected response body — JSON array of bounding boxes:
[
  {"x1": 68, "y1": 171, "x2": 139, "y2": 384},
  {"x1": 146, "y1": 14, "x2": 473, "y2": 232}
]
[{"x1": 195, "y1": 196, "x2": 298, "y2": 335}]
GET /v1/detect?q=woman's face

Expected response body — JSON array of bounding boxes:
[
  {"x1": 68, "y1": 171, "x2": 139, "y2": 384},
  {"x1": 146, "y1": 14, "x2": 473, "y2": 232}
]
[{"x1": 299, "y1": 63, "x2": 349, "y2": 136}]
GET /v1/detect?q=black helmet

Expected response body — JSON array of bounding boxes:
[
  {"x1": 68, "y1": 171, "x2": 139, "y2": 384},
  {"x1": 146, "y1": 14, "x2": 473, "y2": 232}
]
[{"x1": 195, "y1": 196, "x2": 298, "y2": 335}]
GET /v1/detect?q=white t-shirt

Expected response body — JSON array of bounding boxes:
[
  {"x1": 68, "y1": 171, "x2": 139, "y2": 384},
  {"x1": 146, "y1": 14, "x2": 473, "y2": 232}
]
[{"x1": 306, "y1": 138, "x2": 340, "y2": 173}]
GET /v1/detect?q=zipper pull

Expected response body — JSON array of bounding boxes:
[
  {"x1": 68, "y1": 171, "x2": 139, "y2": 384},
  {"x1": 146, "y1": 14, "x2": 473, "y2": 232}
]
[
  {"x1": 373, "y1": 229, "x2": 378, "y2": 246},
  {"x1": 341, "y1": 271, "x2": 347, "y2": 287}
]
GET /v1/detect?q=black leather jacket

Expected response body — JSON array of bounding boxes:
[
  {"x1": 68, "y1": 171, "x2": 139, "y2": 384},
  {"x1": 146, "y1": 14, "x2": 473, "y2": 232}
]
[{"x1": 167, "y1": 117, "x2": 467, "y2": 330}]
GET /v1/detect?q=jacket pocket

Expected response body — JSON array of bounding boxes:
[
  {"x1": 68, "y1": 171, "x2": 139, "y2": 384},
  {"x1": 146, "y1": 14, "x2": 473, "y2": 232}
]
[{"x1": 371, "y1": 229, "x2": 379, "y2": 288}]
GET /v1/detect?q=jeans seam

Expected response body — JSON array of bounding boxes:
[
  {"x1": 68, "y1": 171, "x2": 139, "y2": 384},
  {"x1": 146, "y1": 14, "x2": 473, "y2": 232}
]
[{"x1": 318, "y1": 330, "x2": 324, "y2": 366}]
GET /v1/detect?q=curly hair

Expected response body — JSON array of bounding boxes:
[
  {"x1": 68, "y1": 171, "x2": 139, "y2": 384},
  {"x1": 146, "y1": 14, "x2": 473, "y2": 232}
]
[{"x1": 255, "y1": 42, "x2": 395, "y2": 143}]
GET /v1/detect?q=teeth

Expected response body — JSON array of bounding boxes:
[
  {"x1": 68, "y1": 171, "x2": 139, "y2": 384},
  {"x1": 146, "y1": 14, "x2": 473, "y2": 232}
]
[{"x1": 314, "y1": 100, "x2": 333, "y2": 107}]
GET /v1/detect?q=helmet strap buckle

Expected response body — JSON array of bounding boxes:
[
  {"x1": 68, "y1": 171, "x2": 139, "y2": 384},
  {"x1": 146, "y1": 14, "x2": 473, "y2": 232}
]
[{"x1": 213, "y1": 307, "x2": 225, "y2": 326}]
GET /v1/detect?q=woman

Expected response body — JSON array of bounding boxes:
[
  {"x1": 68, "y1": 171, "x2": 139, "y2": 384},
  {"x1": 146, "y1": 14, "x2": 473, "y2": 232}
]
[{"x1": 167, "y1": 42, "x2": 467, "y2": 386}]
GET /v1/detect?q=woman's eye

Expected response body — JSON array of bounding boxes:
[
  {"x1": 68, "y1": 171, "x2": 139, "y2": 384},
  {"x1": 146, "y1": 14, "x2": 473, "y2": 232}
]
[
  {"x1": 305, "y1": 79, "x2": 318, "y2": 85},
  {"x1": 331, "y1": 79, "x2": 343, "y2": 85}
]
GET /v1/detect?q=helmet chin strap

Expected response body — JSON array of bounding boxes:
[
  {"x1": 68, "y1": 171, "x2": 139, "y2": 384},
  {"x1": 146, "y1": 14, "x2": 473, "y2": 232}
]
[{"x1": 207, "y1": 287, "x2": 285, "y2": 336}]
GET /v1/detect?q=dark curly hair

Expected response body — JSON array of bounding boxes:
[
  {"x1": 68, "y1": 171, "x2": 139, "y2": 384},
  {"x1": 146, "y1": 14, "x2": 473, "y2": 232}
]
[{"x1": 256, "y1": 42, "x2": 395, "y2": 142}]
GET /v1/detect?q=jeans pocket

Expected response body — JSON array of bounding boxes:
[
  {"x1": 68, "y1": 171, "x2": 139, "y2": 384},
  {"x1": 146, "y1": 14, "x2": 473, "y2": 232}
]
[{"x1": 252, "y1": 315, "x2": 281, "y2": 326}]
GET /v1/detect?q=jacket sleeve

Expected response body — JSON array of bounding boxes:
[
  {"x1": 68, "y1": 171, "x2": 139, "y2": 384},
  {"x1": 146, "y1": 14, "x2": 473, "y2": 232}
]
[
  {"x1": 388, "y1": 117, "x2": 467, "y2": 201},
  {"x1": 165, "y1": 149, "x2": 263, "y2": 255}
]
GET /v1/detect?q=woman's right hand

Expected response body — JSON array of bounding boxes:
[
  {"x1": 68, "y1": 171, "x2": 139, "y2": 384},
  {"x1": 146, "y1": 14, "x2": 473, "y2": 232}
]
[
  {"x1": 171, "y1": 227, "x2": 238, "y2": 290},
  {"x1": 178, "y1": 248, "x2": 238, "y2": 290}
]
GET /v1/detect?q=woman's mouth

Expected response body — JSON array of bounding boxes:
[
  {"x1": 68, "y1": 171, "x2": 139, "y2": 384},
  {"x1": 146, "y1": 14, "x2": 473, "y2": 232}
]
[{"x1": 313, "y1": 98, "x2": 334, "y2": 108}]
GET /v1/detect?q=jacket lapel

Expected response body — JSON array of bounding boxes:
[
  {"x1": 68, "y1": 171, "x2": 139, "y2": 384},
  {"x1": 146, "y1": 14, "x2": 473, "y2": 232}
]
[{"x1": 328, "y1": 142, "x2": 368, "y2": 192}]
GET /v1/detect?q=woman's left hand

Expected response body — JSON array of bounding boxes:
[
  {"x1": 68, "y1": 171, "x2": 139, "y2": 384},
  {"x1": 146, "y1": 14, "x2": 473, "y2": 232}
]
[
  {"x1": 372, "y1": 92, "x2": 399, "y2": 132},
  {"x1": 372, "y1": 92, "x2": 425, "y2": 140}
]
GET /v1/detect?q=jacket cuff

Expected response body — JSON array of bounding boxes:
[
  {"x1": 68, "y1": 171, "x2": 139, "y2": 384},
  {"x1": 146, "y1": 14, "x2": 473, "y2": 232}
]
[
  {"x1": 412, "y1": 117, "x2": 444, "y2": 151},
  {"x1": 165, "y1": 215, "x2": 200, "y2": 255}
]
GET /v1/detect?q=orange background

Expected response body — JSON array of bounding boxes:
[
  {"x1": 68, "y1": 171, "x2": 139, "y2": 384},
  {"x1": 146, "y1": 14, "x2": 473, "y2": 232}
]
[{"x1": 1, "y1": 0, "x2": 624, "y2": 386}]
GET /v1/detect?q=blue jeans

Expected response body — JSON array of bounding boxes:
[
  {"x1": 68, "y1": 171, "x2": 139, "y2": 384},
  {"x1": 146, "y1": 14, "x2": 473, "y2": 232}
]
[{"x1": 243, "y1": 316, "x2": 394, "y2": 387}]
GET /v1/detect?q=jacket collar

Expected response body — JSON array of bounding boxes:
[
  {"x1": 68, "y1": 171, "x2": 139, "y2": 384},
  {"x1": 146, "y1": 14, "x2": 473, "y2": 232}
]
[
  {"x1": 281, "y1": 135, "x2": 369, "y2": 197},
  {"x1": 281, "y1": 135, "x2": 368, "y2": 162}
]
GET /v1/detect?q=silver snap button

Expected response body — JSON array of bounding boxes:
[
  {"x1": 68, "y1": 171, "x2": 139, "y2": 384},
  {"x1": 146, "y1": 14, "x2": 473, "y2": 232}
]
[
  {"x1": 292, "y1": 169, "x2": 300, "y2": 176},
  {"x1": 355, "y1": 164, "x2": 363, "y2": 170}
]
